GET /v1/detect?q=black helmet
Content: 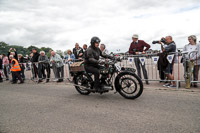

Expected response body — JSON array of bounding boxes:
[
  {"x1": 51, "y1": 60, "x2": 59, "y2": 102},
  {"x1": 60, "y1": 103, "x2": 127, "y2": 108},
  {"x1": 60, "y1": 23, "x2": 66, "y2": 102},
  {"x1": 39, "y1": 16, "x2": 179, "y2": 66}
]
[{"x1": 90, "y1": 36, "x2": 101, "y2": 47}]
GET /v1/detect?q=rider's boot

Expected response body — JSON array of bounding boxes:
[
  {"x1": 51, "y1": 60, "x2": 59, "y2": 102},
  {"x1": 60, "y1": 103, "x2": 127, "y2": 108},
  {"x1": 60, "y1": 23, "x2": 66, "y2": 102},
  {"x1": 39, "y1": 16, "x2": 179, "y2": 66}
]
[{"x1": 93, "y1": 82, "x2": 102, "y2": 92}]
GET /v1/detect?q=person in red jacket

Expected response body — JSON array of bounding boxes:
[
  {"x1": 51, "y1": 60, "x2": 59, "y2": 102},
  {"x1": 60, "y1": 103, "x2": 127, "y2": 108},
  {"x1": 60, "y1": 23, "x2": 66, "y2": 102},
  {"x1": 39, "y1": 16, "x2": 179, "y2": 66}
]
[{"x1": 128, "y1": 34, "x2": 150, "y2": 84}]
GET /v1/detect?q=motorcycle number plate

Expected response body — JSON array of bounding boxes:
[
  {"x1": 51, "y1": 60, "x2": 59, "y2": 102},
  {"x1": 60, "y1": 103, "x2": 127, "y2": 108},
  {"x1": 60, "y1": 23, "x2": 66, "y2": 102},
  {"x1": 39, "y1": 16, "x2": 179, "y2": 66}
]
[{"x1": 115, "y1": 64, "x2": 121, "y2": 72}]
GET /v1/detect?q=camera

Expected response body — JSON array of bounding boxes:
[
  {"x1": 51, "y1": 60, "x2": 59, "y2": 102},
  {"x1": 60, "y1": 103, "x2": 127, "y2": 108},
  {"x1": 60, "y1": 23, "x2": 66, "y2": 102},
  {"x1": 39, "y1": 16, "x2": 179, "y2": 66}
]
[{"x1": 152, "y1": 38, "x2": 166, "y2": 44}]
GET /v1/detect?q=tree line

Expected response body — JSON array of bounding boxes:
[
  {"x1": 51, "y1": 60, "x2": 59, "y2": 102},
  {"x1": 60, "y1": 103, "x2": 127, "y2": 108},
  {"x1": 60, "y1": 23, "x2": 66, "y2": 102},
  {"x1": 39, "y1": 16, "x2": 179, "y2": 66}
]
[{"x1": 0, "y1": 41, "x2": 55, "y2": 57}]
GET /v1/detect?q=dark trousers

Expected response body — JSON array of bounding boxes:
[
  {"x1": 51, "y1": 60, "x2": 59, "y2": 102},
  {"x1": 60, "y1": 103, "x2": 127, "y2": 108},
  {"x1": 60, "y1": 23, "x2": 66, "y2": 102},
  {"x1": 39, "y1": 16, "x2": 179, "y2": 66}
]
[
  {"x1": 57, "y1": 66, "x2": 64, "y2": 80},
  {"x1": 12, "y1": 71, "x2": 23, "y2": 83},
  {"x1": 193, "y1": 65, "x2": 200, "y2": 85},
  {"x1": 158, "y1": 63, "x2": 165, "y2": 80},
  {"x1": 38, "y1": 64, "x2": 51, "y2": 80},
  {"x1": 159, "y1": 70, "x2": 165, "y2": 80},
  {"x1": 3, "y1": 65, "x2": 9, "y2": 80},
  {"x1": 134, "y1": 58, "x2": 148, "y2": 83},
  {"x1": 0, "y1": 70, "x2": 3, "y2": 81},
  {"x1": 32, "y1": 63, "x2": 38, "y2": 78},
  {"x1": 20, "y1": 65, "x2": 25, "y2": 80},
  {"x1": 85, "y1": 65, "x2": 101, "y2": 88}
]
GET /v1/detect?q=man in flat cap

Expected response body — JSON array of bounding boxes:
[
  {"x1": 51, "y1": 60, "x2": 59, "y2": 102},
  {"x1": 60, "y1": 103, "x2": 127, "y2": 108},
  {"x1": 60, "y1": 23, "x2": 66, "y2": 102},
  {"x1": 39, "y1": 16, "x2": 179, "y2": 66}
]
[{"x1": 128, "y1": 34, "x2": 150, "y2": 84}]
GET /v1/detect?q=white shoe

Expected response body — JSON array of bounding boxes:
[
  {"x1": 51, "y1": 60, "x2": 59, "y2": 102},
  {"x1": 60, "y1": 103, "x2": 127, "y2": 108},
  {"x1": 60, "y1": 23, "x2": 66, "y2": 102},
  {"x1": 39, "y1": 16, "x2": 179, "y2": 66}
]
[
  {"x1": 53, "y1": 79, "x2": 58, "y2": 82},
  {"x1": 163, "y1": 83, "x2": 171, "y2": 87}
]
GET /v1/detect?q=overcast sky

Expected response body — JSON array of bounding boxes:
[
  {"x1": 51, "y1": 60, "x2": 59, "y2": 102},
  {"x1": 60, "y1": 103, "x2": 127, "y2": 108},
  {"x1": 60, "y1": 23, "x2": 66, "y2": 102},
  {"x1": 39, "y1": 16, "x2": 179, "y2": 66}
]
[{"x1": 0, "y1": 0, "x2": 200, "y2": 52}]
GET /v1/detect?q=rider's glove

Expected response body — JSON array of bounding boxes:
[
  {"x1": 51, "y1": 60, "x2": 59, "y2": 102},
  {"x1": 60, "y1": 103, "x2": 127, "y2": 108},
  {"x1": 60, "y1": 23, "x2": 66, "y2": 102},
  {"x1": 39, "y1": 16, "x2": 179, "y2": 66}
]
[{"x1": 98, "y1": 60, "x2": 105, "y2": 64}]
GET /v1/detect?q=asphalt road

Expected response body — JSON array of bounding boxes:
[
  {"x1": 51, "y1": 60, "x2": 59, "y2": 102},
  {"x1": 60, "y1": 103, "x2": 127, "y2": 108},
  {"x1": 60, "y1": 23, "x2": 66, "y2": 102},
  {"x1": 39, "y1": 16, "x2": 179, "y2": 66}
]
[{"x1": 0, "y1": 82, "x2": 200, "y2": 133}]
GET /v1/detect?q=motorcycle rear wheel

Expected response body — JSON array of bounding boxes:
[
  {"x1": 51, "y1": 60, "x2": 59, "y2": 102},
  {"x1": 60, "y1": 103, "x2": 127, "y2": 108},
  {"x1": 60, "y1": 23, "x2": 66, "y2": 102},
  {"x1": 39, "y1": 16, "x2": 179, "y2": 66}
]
[{"x1": 74, "y1": 73, "x2": 92, "y2": 95}]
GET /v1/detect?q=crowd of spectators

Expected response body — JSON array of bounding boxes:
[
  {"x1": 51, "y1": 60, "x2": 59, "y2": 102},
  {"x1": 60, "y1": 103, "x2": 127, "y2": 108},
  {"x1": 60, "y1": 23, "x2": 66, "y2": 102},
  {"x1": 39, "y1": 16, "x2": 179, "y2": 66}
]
[
  {"x1": 0, "y1": 35, "x2": 199, "y2": 88},
  {"x1": 0, "y1": 43, "x2": 109, "y2": 84}
]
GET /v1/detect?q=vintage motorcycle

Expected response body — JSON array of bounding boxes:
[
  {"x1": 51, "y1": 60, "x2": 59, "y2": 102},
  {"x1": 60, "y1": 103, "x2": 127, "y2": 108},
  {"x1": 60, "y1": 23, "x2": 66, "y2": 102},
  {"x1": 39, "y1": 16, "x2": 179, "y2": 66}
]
[{"x1": 70, "y1": 57, "x2": 143, "y2": 99}]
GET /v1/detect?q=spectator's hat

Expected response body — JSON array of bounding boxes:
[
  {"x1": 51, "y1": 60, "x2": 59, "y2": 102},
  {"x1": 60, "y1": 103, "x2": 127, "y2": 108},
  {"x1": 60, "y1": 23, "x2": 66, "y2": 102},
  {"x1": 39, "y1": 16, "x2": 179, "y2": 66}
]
[{"x1": 132, "y1": 34, "x2": 139, "y2": 38}]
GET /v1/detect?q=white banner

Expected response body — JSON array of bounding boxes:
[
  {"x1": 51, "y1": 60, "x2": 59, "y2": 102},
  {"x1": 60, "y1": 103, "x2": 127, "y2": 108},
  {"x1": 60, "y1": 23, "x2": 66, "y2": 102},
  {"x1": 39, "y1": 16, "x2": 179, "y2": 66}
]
[
  {"x1": 167, "y1": 54, "x2": 174, "y2": 64},
  {"x1": 152, "y1": 56, "x2": 159, "y2": 64},
  {"x1": 139, "y1": 57, "x2": 146, "y2": 66},
  {"x1": 128, "y1": 57, "x2": 134, "y2": 64}
]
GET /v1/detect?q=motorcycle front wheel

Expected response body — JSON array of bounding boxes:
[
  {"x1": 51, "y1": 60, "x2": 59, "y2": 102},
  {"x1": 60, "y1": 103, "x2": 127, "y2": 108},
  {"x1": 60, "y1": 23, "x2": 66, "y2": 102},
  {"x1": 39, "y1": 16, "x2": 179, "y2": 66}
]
[{"x1": 115, "y1": 72, "x2": 143, "y2": 99}]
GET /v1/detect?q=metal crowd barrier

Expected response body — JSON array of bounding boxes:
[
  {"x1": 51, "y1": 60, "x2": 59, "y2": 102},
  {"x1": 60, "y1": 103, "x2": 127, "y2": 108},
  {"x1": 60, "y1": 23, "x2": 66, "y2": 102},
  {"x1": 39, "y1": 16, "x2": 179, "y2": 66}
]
[
  {"x1": 1, "y1": 61, "x2": 74, "y2": 84},
  {"x1": 1, "y1": 53, "x2": 199, "y2": 89},
  {"x1": 118, "y1": 51, "x2": 199, "y2": 89}
]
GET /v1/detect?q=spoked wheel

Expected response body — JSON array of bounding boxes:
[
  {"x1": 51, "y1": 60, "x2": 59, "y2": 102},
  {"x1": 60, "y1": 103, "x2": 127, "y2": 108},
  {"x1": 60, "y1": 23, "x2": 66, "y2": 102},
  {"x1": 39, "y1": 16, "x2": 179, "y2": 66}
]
[
  {"x1": 115, "y1": 72, "x2": 143, "y2": 99},
  {"x1": 120, "y1": 78, "x2": 137, "y2": 94},
  {"x1": 74, "y1": 73, "x2": 92, "y2": 95}
]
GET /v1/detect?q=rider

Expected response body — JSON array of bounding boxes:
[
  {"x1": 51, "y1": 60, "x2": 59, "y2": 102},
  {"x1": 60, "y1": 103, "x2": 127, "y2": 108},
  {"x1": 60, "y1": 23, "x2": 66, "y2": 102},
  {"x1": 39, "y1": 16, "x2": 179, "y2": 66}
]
[{"x1": 84, "y1": 37, "x2": 113, "y2": 91}]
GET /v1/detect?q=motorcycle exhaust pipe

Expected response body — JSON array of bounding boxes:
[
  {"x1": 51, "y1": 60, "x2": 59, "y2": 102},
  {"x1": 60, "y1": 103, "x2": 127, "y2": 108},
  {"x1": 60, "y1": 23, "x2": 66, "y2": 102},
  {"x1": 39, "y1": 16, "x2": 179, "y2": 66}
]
[{"x1": 102, "y1": 85, "x2": 113, "y2": 90}]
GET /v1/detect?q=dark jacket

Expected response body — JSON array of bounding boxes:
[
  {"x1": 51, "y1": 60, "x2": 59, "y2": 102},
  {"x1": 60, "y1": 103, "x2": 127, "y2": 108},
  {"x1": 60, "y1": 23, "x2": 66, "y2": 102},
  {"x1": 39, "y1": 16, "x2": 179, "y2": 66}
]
[
  {"x1": 157, "y1": 52, "x2": 169, "y2": 71},
  {"x1": 73, "y1": 47, "x2": 84, "y2": 59},
  {"x1": 18, "y1": 57, "x2": 25, "y2": 63},
  {"x1": 82, "y1": 49, "x2": 87, "y2": 59},
  {"x1": 129, "y1": 40, "x2": 150, "y2": 55},
  {"x1": 38, "y1": 55, "x2": 49, "y2": 63},
  {"x1": 0, "y1": 59, "x2": 2, "y2": 69},
  {"x1": 84, "y1": 45, "x2": 111, "y2": 67},
  {"x1": 38, "y1": 55, "x2": 50, "y2": 67},
  {"x1": 31, "y1": 52, "x2": 40, "y2": 63},
  {"x1": 18, "y1": 57, "x2": 26, "y2": 68}
]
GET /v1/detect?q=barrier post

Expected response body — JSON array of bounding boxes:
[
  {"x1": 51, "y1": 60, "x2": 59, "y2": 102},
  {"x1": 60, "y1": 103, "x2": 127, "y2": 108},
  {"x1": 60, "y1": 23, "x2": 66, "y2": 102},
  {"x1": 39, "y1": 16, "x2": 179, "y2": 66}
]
[{"x1": 176, "y1": 80, "x2": 179, "y2": 90}]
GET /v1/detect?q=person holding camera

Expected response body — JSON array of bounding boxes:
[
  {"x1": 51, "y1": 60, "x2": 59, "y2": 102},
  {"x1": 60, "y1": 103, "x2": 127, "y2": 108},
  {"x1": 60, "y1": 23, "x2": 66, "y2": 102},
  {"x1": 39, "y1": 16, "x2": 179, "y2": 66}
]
[
  {"x1": 153, "y1": 38, "x2": 168, "y2": 82},
  {"x1": 8, "y1": 48, "x2": 18, "y2": 61},
  {"x1": 159, "y1": 36, "x2": 176, "y2": 88},
  {"x1": 7, "y1": 48, "x2": 18, "y2": 77},
  {"x1": 128, "y1": 34, "x2": 150, "y2": 84}
]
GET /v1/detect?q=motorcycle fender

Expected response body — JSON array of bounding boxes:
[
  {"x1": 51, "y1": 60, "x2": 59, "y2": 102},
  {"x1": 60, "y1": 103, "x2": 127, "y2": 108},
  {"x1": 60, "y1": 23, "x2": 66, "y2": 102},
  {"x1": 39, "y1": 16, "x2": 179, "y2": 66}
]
[
  {"x1": 121, "y1": 67, "x2": 136, "y2": 73},
  {"x1": 73, "y1": 72, "x2": 84, "y2": 82}
]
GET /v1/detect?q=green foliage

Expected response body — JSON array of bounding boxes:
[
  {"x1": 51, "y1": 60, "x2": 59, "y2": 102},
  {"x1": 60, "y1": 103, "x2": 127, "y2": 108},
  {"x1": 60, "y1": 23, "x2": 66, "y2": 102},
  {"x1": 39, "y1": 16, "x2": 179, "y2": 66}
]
[
  {"x1": 10, "y1": 45, "x2": 27, "y2": 55},
  {"x1": 40, "y1": 47, "x2": 53, "y2": 57},
  {"x1": 27, "y1": 45, "x2": 40, "y2": 55},
  {"x1": 0, "y1": 42, "x2": 10, "y2": 54},
  {"x1": 56, "y1": 50, "x2": 64, "y2": 58},
  {"x1": 0, "y1": 42, "x2": 55, "y2": 57}
]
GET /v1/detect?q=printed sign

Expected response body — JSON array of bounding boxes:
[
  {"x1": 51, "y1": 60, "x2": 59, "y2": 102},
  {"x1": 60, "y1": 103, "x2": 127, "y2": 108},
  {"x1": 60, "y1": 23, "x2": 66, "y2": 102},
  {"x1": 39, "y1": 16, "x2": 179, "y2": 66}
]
[
  {"x1": 128, "y1": 57, "x2": 134, "y2": 64},
  {"x1": 167, "y1": 54, "x2": 174, "y2": 64},
  {"x1": 152, "y1": 56, "x2": 159, "y2": 64},
  {"x1": 139, "y1": 57, "x2": 146, "y2": 66}
]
